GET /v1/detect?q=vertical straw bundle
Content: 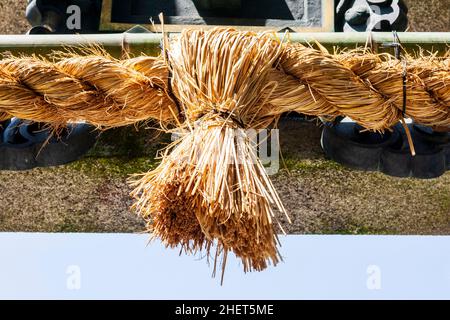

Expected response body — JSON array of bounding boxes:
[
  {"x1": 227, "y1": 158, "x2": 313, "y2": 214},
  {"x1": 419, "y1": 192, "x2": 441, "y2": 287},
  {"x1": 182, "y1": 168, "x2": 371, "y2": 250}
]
[{"x1": 130, "y1": 29, "x2": 289, "y2": 281}]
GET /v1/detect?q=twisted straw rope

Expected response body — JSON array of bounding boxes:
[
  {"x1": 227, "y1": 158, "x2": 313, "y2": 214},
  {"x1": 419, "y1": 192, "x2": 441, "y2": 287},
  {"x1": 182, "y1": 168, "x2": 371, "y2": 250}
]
[
  {"x1": 0, "y1": 32, "x2": 448, "y2": 132},
  {"x1": 1, "y1": 29, "x2": 448, "y2": 278},
  {"x1": 0, "y1": 54, "x2": 178, "y2": 126}
]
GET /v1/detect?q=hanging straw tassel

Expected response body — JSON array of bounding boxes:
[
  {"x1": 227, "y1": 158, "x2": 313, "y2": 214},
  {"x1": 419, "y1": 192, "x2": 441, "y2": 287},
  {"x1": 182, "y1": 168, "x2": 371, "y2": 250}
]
[{"x1": 130, "y1": 29, "x2": 290, "y2": 282}]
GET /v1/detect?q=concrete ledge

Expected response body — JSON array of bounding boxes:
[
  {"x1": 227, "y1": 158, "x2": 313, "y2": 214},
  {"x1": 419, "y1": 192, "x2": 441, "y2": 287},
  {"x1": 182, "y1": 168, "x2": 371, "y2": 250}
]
[{"x1": 0, "y1": 233, "x2": 448, "y2": 299}]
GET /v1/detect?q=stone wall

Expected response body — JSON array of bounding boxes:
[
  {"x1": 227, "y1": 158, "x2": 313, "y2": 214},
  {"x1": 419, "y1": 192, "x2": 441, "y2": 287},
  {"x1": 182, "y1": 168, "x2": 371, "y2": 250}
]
[{"x1": 1, "y1": 1, "x2": 449, "y2": 34}]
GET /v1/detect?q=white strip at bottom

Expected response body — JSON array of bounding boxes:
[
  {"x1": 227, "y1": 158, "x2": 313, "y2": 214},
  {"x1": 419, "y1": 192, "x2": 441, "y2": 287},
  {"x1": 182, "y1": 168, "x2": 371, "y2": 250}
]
[{"x1": 0, "y1": 233, "x2": 448, "y2": 299}]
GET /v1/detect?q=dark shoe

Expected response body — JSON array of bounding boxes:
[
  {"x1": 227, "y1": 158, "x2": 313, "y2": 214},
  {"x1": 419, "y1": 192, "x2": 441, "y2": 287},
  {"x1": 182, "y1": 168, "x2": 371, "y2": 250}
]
[
  {"x1": 1, "y1": 118, "x2": 97, "y2": 170},
  {"x1": 321, "y1": 119, "x2": 449, "y2": 179},
  {"x1": 380, "y1": 124, "x2": 447, "y2": 179},
  {"x1": 321, "y1": 120, "x2": 400, "y2": 171}
]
